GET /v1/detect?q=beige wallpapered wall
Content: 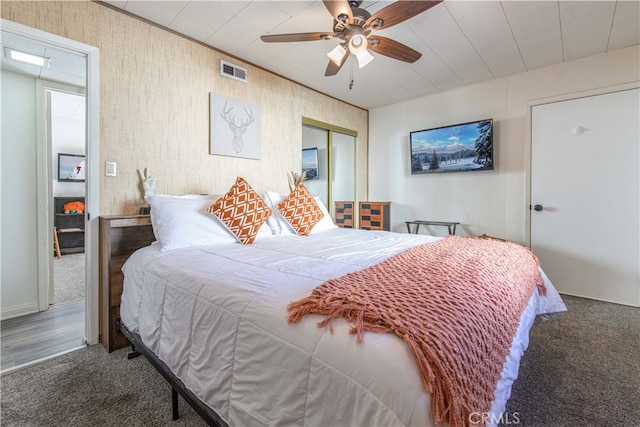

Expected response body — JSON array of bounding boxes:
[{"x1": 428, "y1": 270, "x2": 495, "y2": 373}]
[{"x1": 2, "y1": 1, "x2": 369, "y2": 215}]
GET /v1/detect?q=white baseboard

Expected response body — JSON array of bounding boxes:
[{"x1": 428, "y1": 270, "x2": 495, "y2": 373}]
[
  {"x1": 1, "y1": 302, "x2": 39, "y2": 320},
  {"x1": 558, "y1": 291, "x2": 640, "y2": 308}
]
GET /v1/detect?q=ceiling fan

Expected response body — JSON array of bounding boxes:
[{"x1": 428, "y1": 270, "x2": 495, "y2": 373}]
[{"x1": 260, "y1": 0, "x2": 442, "y2": 76}]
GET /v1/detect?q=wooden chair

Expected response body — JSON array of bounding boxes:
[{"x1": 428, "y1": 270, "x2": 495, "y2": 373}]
[{"x1": 53, "y1": 227, "x2": 62, "y2": 259}]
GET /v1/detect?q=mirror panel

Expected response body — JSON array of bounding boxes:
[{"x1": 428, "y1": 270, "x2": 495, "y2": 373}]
[
  {"x1": 302, "y1": 122, "x2": 356, "y2": 223},
  {"x1": 302, "y1": 125, "x2": 328, "y2": 207},
  {"x1": 331, "y1": 132, "x2": 356, "y2": 205}
]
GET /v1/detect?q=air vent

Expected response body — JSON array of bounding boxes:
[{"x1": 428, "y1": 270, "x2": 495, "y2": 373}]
[{"x1": 220, "y1": 60, "x2": 247, "y2": 83}]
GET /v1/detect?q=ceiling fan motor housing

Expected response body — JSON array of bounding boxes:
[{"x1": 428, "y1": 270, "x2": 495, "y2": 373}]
[{"x1": 334, "y1": 7, "x2": 371, "y2": 33}]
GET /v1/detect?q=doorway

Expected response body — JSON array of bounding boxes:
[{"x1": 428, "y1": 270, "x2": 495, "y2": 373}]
[
  {"x1": 530, "y1": 88, "x2": 640, "y2": 306},
  {"x1": 48, "y1": 89, "x2": 86, "y2": 309},
  {"x1": 0, "y1": 19, "x2": 100, "y2": 372}
]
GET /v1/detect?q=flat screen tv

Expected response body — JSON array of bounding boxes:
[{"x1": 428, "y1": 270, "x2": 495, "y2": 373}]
[
  {"x1": 410, "y1": 119, "x2": 493, "y2": 174},
  {"x1": 58, "y1": 153, "x2": 85, "y2": 182}
]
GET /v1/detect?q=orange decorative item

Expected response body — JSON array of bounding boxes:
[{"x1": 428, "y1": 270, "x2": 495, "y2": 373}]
[
  {"x1": 277, "y1": 183, "x2": 323, "y2": 236},
  {"x1": 208, "y1": 177, "x2": 271, "y2": 245},
  {"x1": 63, "y1": 201, "x2": 85, "y2": 214}
]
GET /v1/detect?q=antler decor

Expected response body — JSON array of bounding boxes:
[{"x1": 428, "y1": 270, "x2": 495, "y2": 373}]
[
  {"x1": 220, "y1": 102, "x2": 255, "y2": 153},
  {"x1": 137, "y1": 168, "x2": 156, "y2": 202},
  {"x1": 287, "y1": 171, "x2": 307, "y2": 192}
]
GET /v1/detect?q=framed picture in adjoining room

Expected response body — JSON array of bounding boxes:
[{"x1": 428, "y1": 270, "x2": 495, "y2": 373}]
[
  {"x1": 410, "y1": 119, "x2": 494, "y2": 174},
  {"x1": 302, "y1": 147, "x2": 319, "y2": 180},
  {"x1": 58, "y1": 153, "x2": 85, "y2": 182}
]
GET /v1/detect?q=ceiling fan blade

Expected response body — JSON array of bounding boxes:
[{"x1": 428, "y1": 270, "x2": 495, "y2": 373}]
[
  {"x1": 368, "y1": 36, "x2": 422, "y2": 63},
  {"x1": 322, "y1": 0, "x2": 353, "y2": 22},
  {"x1": 261, "y1": 32, "x2": 334, "y2": 43},
  {"x1": 366, "y1": 0, "x2": 442, "y2": 30},
  {"x1": 325, "y1": 52, "x2": 349, "y2": 76}
]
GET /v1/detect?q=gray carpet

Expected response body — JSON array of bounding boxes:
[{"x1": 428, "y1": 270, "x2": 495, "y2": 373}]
[
  {"x1": 1, "y1": 295, "x2": 638, "y2": 427},
  {"x1": 0, "y1": 345, "x2": 207, "y2": 426},
  {"x1": 53, "y1": 253, "x2": 85, "y2": 305},
  {"x1": 502, "y1": 295, "x2": 640, "y2": 427}
]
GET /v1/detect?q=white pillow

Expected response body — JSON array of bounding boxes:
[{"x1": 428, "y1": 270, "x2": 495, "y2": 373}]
[
  {"x1": 263, "y1": 191, "x2": 294, "y2": 234},
  {"x1": 310, "y1": 196, "x2": 339, "y2": 234},
  {"x1": 148, "y1": 194, "x2": 237, "y2": 251},
  {"x1": 262, "y1": 191, "x2": 338, "y2": 235},
  {"x1": 255, "y1": 221, "x2": 273, "y2": 239}
]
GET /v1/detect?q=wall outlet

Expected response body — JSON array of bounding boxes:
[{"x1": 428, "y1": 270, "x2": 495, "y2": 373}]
[{"x1": 105, "y1": 161, "x2": 117, "y2": 177}]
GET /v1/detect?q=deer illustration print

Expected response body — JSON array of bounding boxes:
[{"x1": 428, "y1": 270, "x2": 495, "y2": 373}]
[{"x1": 220, "y1": 102, "x2": 255, "y2": 153}]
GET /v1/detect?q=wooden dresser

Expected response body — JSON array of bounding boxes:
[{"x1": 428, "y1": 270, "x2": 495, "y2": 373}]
[
  {"x1": 359, "y1": 202, "x2": 391, "y2": 231},
  {"x1": 334, "y1": 201, "x2": 355, "y2": 228},
  {"x1": 99, "y1": 215, "x2": 155, "y2": 352}
]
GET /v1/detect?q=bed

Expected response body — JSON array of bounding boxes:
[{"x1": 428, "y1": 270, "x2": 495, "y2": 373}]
[{"x1": 118, "y1": 179, "x2": 566, "y2": 427}]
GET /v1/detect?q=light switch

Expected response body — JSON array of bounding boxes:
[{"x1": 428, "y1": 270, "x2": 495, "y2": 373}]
[{"x1": 105, "y1": 161, "x2": 117, "y2": 177}]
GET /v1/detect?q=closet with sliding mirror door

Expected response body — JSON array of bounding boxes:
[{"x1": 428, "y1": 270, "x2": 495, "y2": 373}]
[{"x1": 301, "y1": 118, "x2": 357, "y2": 226}]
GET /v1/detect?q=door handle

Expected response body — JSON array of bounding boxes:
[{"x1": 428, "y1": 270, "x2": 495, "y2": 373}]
[{"x1": 533, "y1": 204, "x2": 543, "y2": 211}]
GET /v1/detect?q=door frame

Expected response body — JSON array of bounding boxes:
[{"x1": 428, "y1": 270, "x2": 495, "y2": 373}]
[
  {"x1": 2, "y1": 19, "x2": 101, "y2": 345},
  {"x1": 524, "y1": 81, "x2": 639, "y2": 248}
]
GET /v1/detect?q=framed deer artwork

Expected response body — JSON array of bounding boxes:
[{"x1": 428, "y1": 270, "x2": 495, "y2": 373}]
[{"x1": 210, "y1": 93, "x2": 261, "y2": 159}]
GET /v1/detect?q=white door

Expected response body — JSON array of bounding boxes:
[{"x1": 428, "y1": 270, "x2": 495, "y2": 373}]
[{"x1": 531, "y1": 88, "x2": 640, "y2": 306}]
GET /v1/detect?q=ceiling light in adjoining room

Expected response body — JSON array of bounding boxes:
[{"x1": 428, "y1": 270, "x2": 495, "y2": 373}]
[
  {"x1": 5, "y1": 48, "x2": 49, "y2": 67},
  {"x1": 327, "y1": 44, "x2": 347, "y2": 66}
]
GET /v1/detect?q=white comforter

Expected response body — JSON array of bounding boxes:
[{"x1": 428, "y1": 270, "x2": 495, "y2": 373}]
[{"x1": 121, "y1": 228, "x2": 566, "y2": 427}]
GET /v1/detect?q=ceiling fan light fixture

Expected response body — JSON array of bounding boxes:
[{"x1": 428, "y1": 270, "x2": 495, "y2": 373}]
[
  {"x1": 348, "y1": 34, "x2": 367, "y2": 53},
  {"x1": 261, "y1": 0, "x2": 441, "y2": 76},
  {"x1": 355, "y1": 48, "x2": 374, "y2": 68},
  {"x1": 327, "y1": 44, "x2": 347, "y2": 66},
  {"x1": 347, "y1": 33, "x2": 374, "y2": 68}
]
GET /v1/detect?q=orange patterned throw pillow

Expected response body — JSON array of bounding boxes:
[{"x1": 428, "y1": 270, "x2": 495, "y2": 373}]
[
  {"x1": 277, "y1": 183, "x2": 323, "y2": 236},
  {"x1": 208, "y1": 177, "x2": 271, "y2": 245}
]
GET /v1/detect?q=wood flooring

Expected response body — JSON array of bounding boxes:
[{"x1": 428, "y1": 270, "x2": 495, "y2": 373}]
[{"x1": 1, "y1": 300, "x2": 86, "y2": 372}]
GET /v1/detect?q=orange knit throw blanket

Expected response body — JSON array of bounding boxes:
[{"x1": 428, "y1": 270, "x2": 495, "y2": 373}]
[{"x1": 287, "y1": 236, "x2": 545, "y2": 427}]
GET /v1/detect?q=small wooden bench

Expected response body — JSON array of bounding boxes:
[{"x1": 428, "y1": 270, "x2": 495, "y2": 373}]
[{"x1": 405, "y1": 220, "x2": 460, "y2": 235}]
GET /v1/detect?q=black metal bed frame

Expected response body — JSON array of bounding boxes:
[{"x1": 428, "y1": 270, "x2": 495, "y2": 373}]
[{"x1": 117, "y1": 319, "x2": 228, "y2": 427}]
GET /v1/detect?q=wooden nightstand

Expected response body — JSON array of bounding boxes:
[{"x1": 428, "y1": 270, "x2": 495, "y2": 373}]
[
  {"x1": 99, "y1": 215, "x2": 155, "y2": 352},
  {"x1": 359, "y1": 202, "x2": 391, "y2": 231}
]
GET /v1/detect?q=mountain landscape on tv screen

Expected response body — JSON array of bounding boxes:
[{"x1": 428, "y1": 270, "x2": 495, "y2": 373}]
[{"x1": 411, "y1": 120, "x2": 493, "y2": 174}]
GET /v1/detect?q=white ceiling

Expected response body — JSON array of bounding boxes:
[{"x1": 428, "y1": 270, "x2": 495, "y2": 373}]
[
  {"x1": 101, "y1": 0, "x2": 640, "y2": 109},
  {"x1": 2, "y1": 1, "x2": 638, "y2": 109},
  {"x1": 0, "y1": 32, "x2": 86, "y2": 87}
]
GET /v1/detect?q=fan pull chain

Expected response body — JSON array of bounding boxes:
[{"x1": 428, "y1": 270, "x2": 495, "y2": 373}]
[{"x1": 349, "y1": 57, "x2": 354, "y2": 90}]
